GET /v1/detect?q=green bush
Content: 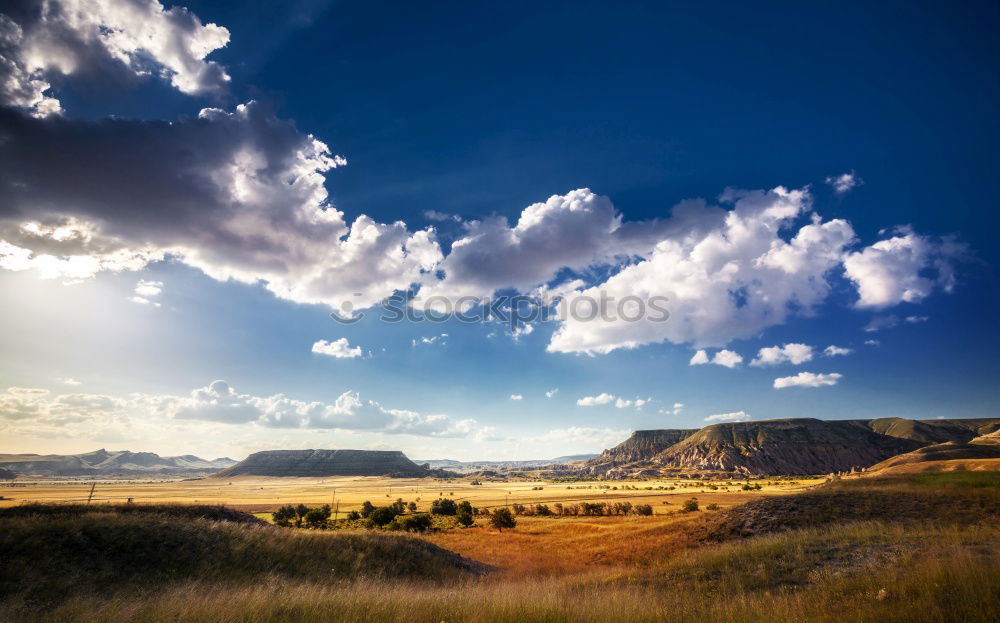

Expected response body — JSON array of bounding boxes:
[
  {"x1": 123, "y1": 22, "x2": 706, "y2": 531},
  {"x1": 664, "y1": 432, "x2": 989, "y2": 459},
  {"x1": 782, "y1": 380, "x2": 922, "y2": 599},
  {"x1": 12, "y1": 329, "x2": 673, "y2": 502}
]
[
  {"x1": 490, "y1": 507, "x2": 517, "y2": 532},
  {"x1": 368, "y1": 506, "x2": 399, "y2": 528},
  {"x1": 682, "y1": 498, "x2": 700, "y2": 512}
]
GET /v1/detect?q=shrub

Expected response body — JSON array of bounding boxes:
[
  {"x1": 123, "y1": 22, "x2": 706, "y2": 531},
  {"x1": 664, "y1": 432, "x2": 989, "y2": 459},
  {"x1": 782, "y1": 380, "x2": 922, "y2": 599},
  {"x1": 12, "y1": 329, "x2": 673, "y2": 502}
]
[
  {"x1": 346, "y1": 510, "x2": 361, "y2": 521},
  {"x1": 706, "y1": 503, "x2": 720, "y2": 511},
  {"x1": 360, "y1": 501, "x2": 376, "y2": 518},
  {"x1": 511, "y1": 503, "x2": 526, "y2": 516},
  {"x1": 490, "y1": 507, "x2": 517, "y2": 532},
  {"x1": 368, "y1": 506, "x2": 398, "y2": 528},
  {"x1": 407, "y1": 502, "x2": 418, "y2": 513},
  {"x1": 304, "y1": 505, "x2": 331, "y2": 528},
  {"x1": 682, "y1": 498, "x2": 699, "y2": 512},
  {"x1": 431, "y1": 498, "x2": 457, "y2": 515},
  {"x1": 395, "y1": 513, "x2": 433, "y2": 532},
  {"x1": 456, "y1": 507, "x2": 474, "y2": 527},
  {"x1": 634, "y1": 504, "x2": 653, "y2": 516},
  {"x1": 272, "y1": 505, "x2": 296, "y2": 527}
]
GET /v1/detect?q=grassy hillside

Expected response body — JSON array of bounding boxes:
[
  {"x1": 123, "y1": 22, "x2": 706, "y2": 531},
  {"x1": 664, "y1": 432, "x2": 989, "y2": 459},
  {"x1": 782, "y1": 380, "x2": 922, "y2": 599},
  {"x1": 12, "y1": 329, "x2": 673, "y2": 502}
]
[{"x1": 0, "y1": 504, "x2": 484, "y2": 608}]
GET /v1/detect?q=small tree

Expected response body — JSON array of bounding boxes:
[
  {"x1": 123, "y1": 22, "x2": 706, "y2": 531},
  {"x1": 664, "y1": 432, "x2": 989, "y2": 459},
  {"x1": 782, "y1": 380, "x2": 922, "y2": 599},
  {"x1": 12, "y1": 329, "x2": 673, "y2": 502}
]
[
  {"x1": 295, "y1": 503, "x2": 310, "y2": 527},
  {"x1": 682, "y1": 498, "x2": 699, "y2": 512},
  {"x1": 407, "y1": 501, "x2": 418, "y2": 513},
  {"x1": 431, "y1": 498, "x2": 458, "y2": 515},
  {"x1": 456, "y1": 502, "x2": 475, "y2": 527},
  {"x1": 347, "y1": 510, "x2": 361, "y2": 521},
  {"x1": 490, "y1": 507, "x2": 517, "y2": 533},
  {"x1": 360, "y1": 500, "x2": 376, "y2": 518},
  {"x1": 272, "y1": 504, "x2": 296, "y2": 526},
  {"x1": 304, "y1": 505, "x2": 331, "y2": 528},
  {"x1": 368, "y1": 506, "x2": 398, "y2": 528}
]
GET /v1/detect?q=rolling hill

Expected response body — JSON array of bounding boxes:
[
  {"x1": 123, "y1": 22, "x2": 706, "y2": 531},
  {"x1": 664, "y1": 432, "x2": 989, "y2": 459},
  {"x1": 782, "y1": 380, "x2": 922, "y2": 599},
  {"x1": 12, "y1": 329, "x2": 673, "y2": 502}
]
[{"x1": 0, "y1": 449, "x2": 236, "y2": 477}]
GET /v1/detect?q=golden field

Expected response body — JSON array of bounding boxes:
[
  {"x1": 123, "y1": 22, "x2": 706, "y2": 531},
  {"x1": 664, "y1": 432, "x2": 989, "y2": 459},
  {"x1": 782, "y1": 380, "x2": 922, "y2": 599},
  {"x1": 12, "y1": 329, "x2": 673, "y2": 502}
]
[{"x1": 0, "y1": 474, "x2": 822, "y2": 514}]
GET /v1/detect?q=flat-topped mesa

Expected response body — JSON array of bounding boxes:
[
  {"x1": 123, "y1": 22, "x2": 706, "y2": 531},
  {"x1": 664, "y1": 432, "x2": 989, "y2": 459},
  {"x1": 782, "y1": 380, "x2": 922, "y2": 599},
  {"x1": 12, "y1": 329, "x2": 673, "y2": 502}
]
[{"x1": 215, "y1": 449, "x2": 444, "y2": 478}]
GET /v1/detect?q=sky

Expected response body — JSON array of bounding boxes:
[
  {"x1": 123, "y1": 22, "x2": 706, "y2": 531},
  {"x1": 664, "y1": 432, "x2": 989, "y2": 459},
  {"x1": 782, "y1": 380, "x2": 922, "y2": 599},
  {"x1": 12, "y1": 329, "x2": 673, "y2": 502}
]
[{"x1": 0, "y1": 0, "x2": 998, "y2": 461}]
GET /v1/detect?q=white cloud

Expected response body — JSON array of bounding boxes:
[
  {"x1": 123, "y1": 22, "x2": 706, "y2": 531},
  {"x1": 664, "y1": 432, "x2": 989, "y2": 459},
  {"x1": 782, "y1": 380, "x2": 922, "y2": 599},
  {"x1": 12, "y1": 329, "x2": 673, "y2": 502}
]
[
  {"x1": 750, "y1": 343, "x2": 813, "y2": 367},
  {"x1": 864, "y1": 315, "x2": 899, "y2": 332},
  {"x1": 412, "y1": 333, "x2": 448, "y2": 347},
  {"x1": 705, "y1": 411, "x2": 750, "y2": 423},
  {"x1": 843, "y1": 227, "x2": 964, "y2": 308},
  {"x1": 545, "y1": 388, "x2": 558, "y2": 398},
  {"x1": 311, "y1": 338, "x2": 362, "y2": 359},
  {"x1": 905, "y1": 315, "x2": 928, "y2": 324},
  {"x1": 865, "y1": 339, "x2": 880, "y2": 346},
  {"x1": 548, "y1": 187, "x2": 857, "y2": 354},
  {"x1": 0, "y1": 0, "x2": 231, "y2": 117},
  {"x1": 614, "y1": 397, "x2": 648, "y2": 409},
  {"x1": 773, "y1": 372, "x2": 842, "y2": 389},
  {"x1": 691, "y1": 349, "x2": 743, "y2": 368},
  {"x1": 576, "y1": 392, "x2": 615, "y2": 406},
  {"x1": 825, "y1": 171, "x2": 863, "y2": 194},
  {"x1": 59, "y1": 377, "x2": 82, "y2": 386},
  {"x1": 0, "y1": 101, "x2": 442, "y2": 311},
  {"x1": 509, "y1": 394, "x2": 523, "y2": 401},
  {"x1": 415, "y1": 188, "x2": 701, "y2": 304},
  {"x1": 690, "y1": 350, "x2": 710, "y2": 365},
  {"x1": 423, "y1": 210, "x2": 462, "y2": 223},
  {"x1": 823, "y1": 345, "x2": 853, "y2": 357},
  {"x1": 158, "y1": 380, "x2": 481, "y2": 436},
  {"x1": 129, "y1": 278, "x2": 163, "y2": 306}
]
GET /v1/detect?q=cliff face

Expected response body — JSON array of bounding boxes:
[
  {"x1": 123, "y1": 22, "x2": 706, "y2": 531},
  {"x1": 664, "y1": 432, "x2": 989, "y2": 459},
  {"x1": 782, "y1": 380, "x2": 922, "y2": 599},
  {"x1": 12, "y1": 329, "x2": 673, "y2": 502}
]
[
  {"x1": 582, "y1": 417, "x2": 1000, "y2": 477},
  {"x1": 653, "y1": 419, "x2": 923, "y2": 475},
  {"x1": 215, "y1": 449, "x2": 432, "y2": 478}
]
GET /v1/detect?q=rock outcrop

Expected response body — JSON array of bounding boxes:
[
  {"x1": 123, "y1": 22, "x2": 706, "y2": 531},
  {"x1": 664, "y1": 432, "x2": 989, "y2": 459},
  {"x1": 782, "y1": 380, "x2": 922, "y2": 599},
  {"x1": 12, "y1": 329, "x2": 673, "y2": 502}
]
[
  {"x1": 582, "y1": 417, "x2": 1000, "y2": 477},
  {"x1": 215, "y1": 449, "x2": 447, "y2": 478}
]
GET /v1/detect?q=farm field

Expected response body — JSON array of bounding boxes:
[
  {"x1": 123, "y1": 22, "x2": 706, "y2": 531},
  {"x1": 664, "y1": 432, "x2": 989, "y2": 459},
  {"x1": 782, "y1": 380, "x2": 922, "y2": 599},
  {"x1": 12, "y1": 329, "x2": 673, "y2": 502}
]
[{"x1": 0, "y1": 475, "x2": 823, "y2": 514}]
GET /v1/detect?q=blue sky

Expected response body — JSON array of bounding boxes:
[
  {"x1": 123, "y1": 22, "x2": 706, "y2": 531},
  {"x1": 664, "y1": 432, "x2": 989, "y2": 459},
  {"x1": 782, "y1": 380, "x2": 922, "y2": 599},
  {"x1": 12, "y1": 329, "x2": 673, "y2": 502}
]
[{"x1": 0, "y1": 1, "x2": 997, "y2": 460}]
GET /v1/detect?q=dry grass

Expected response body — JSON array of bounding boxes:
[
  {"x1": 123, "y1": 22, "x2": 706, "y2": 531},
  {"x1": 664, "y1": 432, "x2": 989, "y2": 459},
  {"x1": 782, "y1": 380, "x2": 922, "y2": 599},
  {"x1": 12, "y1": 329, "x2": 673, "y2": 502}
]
[
  {"x1": 7, "y1": 522, "x2": 997, "y2": 623},
  {"x1": 2, "y1": 472, "x2": 997, "y2": 622}
]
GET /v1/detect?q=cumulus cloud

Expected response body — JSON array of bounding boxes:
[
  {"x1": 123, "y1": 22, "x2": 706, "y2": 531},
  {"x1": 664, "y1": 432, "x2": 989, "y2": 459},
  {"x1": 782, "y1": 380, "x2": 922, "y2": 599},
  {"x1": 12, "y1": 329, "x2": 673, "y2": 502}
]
[
  {"x1": 823, "y1": 345, "x2": 853, "y2": 357},
  {"x1": 509, "y1": 394, "x2": 523, "y2": 401},
  {"x1": 659, "y1": 402, "x2": 684, "y2": 415},
  {"x1": 750, "y1": 343, "x2": 813, "y2": 367},
  {"x1": 545, "y1": 388, "x2": 558, "y2": 398},
  {"x1": 416, "y1": 188, "x2": 719, "y2": 304},
  {"x1": 129, "y1": 278, "x2": 162, "y2": 306},
  {"x1": 905, "y1": 315, "x2": 928, "y2": 324},
  {"x1": 0, "y1": 102, "x2": 442, "y2": 308},
  {"x1": 865, "y1": 339, "x2": 880, "y2": 346},
  {"x1": 548, "y1": 187, "x2": 857, "y2": 354},
  {"x1": 825, "y1": 171, "x2": 863, "y2": 194},
  {"x1": 843, "y1": 227, "x2": 964, "y2": 309},
  {"x1": 0, "y1": 0, "x2": 231, "y2": 117},
  {"x1": 423, "y1": 210, "x2": 462, "y2": 223},
  {"x1": 705, "y1": 410, "x2": 750, "y2": 423},
  {"x1": 690, "y1": 349, "x2": 743, "y2": 368},
  {"x1": 576, "y1": 393, "x2": 615, "y2": 406},
  {"x1": 0, "y1": 380, "x2": 482, "y2": 438},
  {"x1": 773, "y1": 372, "x2": 842, "y2": 389},
  {"x1": 311, "y1": 338, "x2": 362, "y2": 359},
  {"x1": 614, "y1": 397, "x2": 648, "y2": 409}
]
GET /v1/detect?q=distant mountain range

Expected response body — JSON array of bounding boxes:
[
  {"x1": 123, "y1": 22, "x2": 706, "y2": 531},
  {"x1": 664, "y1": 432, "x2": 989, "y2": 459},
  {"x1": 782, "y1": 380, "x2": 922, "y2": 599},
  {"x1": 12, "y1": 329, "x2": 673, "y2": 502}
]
[
  {"x1": 415, "y1": 455, "x2": 598, "y2": 473},
  {"x1": 0, "y1": 449, "x2": 237, "y2": 477},
  {"x1": 584, "y1": 417, "x2": 1000, "y2": 477}
]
